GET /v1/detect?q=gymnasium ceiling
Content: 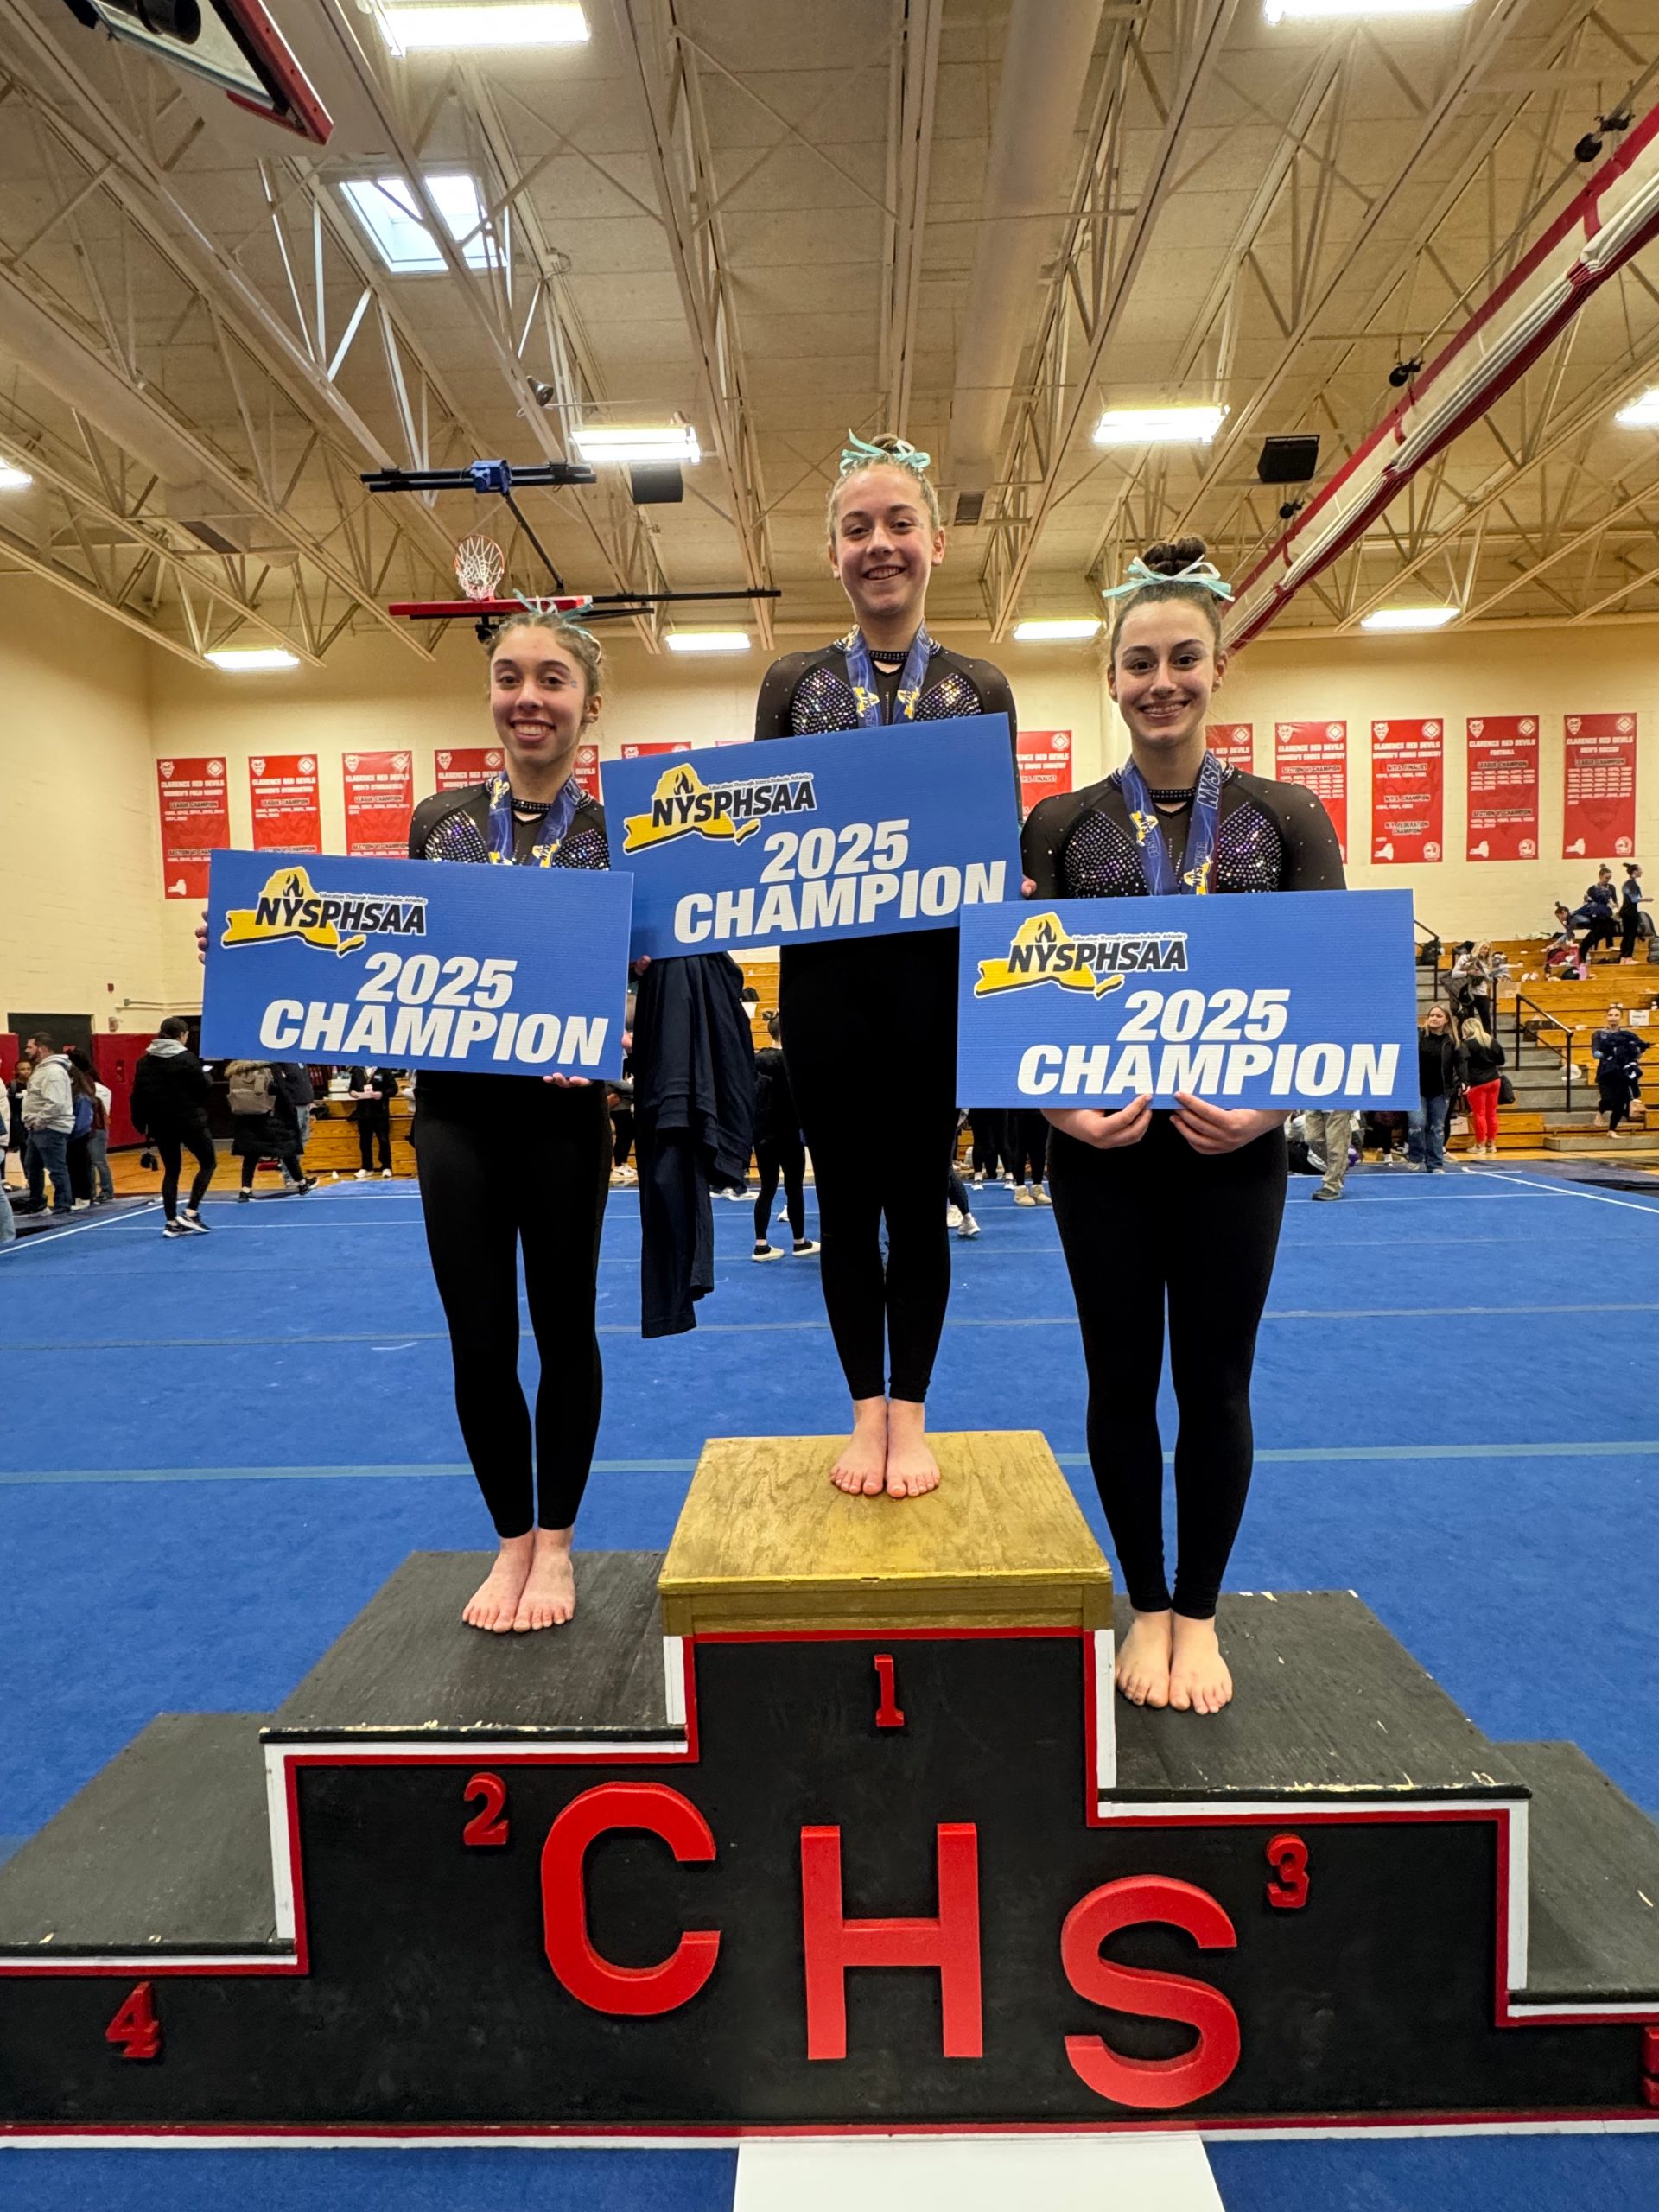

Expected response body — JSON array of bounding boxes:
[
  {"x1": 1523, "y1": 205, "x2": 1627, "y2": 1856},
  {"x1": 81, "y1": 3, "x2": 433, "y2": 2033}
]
[{"x1": 0, "y1": 0, "x2": 1656, "y2": 667}]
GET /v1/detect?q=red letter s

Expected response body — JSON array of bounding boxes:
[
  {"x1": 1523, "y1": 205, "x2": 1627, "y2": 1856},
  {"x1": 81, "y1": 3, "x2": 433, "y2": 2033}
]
[{"x1": 1061, "y1": 1874, "x2": 1239, "y2": 2110}]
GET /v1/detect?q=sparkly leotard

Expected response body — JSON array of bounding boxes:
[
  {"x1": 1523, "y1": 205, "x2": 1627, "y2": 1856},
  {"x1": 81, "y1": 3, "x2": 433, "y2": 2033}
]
[{"x1": 1020, "y1": 761, "x2": 1344, "y2": 899}]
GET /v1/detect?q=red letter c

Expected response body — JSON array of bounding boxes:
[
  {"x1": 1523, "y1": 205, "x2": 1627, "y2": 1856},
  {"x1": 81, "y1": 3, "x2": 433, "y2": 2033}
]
[{"x1": 541, "y1": 1782, "x2": 720, "y2": 2017}]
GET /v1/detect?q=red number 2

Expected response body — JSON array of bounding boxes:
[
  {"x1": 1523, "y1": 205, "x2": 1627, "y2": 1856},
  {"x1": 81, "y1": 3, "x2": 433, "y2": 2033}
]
[
  {"x1": 1265, "y1": 1833, "x2": 1309, "y2": 1910},
  {"x1": 462, "y1": 1771, "x2": 510, "y2": 1847},
  {"x1": 105, "y1": 1982, "x2": 162, "y2": 2061}
]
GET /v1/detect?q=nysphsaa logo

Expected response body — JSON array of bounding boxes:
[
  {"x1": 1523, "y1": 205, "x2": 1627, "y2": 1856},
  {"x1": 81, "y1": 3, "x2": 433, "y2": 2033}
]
[
  {"x1": 622, "y1": 762, "x2": 818, "y2": 854},
  {"x1": 220, "y1": 866, "x2": 429, "y2": 958},
  {"x1": 975, "y1": 912, "x2": 1188, "y2": 1000}
]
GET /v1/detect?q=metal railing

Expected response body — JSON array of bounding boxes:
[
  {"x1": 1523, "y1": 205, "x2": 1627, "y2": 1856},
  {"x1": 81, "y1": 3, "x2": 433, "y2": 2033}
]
[
  {"x1": 1414, "y1": 919, "x2": 1444, "y2": 999},
  {"x1": 1510, "y1": 991, "x2": 1576, "y2": 1111}
]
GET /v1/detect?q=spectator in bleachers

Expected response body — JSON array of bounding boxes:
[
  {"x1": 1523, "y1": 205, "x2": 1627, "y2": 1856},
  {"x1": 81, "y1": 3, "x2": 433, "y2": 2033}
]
[
  {"x1": 1591, "y1": 1006, "x2": 1647, "y2": 1137},
  {"x1": 1449, "y1": 942, "x2": 1502, "y2": 1032},
  {"x1": 1460, "y1": 1019, "x2": 1506, "y2": 1158},
  {"x1": 1408, "y1": 1004, "x2": 1465, "y2": 1175},
  {"x1": 1576, "y1": 868, "x2": 1619, "y2": 966},
  {"x1": 1620, "y1": 863, "x2": 1649, "y2": 963}
]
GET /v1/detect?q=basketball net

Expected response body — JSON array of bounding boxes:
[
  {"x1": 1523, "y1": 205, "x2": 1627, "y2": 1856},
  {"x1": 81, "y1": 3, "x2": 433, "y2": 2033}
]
[{"x1": 454, "y1": 535, "x2": 505, "y2": 601}]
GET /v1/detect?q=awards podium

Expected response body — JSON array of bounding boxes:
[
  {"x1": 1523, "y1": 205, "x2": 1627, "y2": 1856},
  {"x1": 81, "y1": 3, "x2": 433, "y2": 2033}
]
[{"x1": 3, "y1": 1433, "x2": 1657, "y2": 2140}]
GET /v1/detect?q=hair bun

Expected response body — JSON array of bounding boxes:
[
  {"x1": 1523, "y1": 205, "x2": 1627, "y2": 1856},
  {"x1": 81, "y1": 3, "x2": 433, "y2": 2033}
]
[{"x1": 1141, "y1": 536, "x2": 1209, "y2": 577}]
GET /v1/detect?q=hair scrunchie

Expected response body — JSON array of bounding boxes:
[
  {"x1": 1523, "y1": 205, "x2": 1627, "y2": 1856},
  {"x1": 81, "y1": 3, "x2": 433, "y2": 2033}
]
[
  {"x1": 837, "y1": 429, "x2": 933, "y2": 478},
  {"x1": 1102, "y1": 553, "x2": 1234, "y2": 603}
]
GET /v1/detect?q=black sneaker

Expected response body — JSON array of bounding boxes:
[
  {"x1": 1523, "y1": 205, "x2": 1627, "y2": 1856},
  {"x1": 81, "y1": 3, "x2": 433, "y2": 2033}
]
[
  {"x1": 176, "y1": 1211, "x2": 211, "y2": 1234},
  {"x1": 238, "y1": 1189, "x2": 252, "y2": 1204},
  {"x1": 162, "y1": 1219, "x2": 187, "y2": 1239}
]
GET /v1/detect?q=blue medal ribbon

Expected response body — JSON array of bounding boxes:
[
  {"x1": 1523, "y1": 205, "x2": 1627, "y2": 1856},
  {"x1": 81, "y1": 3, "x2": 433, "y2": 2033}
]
[
  {"x1": 839, "y1": 624, "x2": 938, "y2": 726},
  {"x1": 485, "y1": 770, "x2": 582, "y2": 868},
  {"x1": 1116, "y1": 750, "x2": 1224, "y2": 895}
]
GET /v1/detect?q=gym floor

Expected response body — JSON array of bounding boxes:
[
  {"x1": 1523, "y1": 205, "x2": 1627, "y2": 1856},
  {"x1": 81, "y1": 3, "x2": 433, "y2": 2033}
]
[{"x1": 2, "y1": 1159, "x2": 1656, "y2": 2209}]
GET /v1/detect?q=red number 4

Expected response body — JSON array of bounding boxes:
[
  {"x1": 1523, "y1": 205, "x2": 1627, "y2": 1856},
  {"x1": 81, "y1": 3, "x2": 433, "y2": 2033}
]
[
  {"x1": 1265, "y1": 1833, "x2": 1309, "y2": 1910},
  {"x1": 105, "y1": 1982, "x2": 162, "y2": 2061}
]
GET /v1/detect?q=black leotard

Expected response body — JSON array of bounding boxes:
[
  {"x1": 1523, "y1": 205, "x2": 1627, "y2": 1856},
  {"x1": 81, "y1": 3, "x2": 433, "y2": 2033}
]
[
  {"x1": 1020, "y1": 760, "x2": 1344, "y2": 1620},
  {"x1": 407, "y1": 780, "x2": 612, "y2": 1536},
  {"x1": 753, "y1": 637, "x2": 1018, "y2": 1402}
]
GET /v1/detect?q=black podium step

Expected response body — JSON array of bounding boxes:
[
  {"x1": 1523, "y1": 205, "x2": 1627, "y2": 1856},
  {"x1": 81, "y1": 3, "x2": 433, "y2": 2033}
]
[
  {"x1": 1111, "y1": 1591, "x2": 1524, "y2": 1800},
  {"x1": 0, "y1": 1713, "x2": 279, "y2": 1957},
  {"x1": 1504, "y1": 1738, "x2": 1659, "y2": 2006},
  {"x1": 267, "y1": 1548, "x2": 672, "y2": 1742}
]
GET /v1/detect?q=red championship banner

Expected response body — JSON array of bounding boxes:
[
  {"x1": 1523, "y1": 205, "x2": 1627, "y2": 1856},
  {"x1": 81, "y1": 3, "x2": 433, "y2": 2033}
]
[
  {"x1": 156, "y1": 755, "x2": 229, "y2": 899},
  {"x1": 1274, "y1": 721, "x2": 1347, "y2": 859},
  {"x1": 1207, "y1": 721, "x2": 1254, "y2": 772},
  {"x1": 1369, "y1": 718, "x2": 1443, "y2": 864},
  {"x1": 433, "y1": 746, "x2": 503, "y2": 792},
  {"x1": 341, "y1": 750, "x2": 414, "y2": 857},
  {"x1": 1465, "y1": 715, "x2": 1539, "y2": 861},
  {"x1": 574, "y1": 741, "x2": 601, "y2": 801},
  {"x1": 1016, "y1": 729, "x2": 1072, "y2": 815},
  {"x1": 248, "y1": 753, "x2": 321, "y2": 853},
  {"x1": 620, "y1": 741, "x2": 692, "y2": 759},
  {"x1": 1562, "y1": 711, "x2": 1638, "y2": 860}
]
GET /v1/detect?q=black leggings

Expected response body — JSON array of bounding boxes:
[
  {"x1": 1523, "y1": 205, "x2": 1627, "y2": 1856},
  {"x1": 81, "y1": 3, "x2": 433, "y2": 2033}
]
[
  {"x1": 970, "y1": 1109, "x2": 1006, "y2": 1179},
  {"x1": 1580, "y1": 915, "x2": 1617, "y2": 963},
  {"x1": 1599, "y1": 1072, "x2": 1633, "y2": 1132},
  {"x1": 357, "y1": 1103, "x2": 392, "y2": 1172},
  {"x1": 1006, "y1": 1109, "x2": 1048, "y2": 1186},
  {"x1": 157, "y1": 1125, "x2": 217, "y2": 1219},
  {"x1": 754, "y1": 1134, "x2": 806, "y2": 1244},
  {"x1": 1049, "y1": 1115, "x2": 1287, "y2": 1621},
  {"x1": 414, "y1": 1092, "x2": 609, "y2": 1537},
  {"x1": 780, "y1": 931, "x2": 956, "y2": 1403}
]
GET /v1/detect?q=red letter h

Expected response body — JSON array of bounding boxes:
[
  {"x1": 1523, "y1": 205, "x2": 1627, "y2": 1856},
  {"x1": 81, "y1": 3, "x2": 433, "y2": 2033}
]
[{"x1": 799, "y1": 1822, "x2": 982, "y2": 2061}]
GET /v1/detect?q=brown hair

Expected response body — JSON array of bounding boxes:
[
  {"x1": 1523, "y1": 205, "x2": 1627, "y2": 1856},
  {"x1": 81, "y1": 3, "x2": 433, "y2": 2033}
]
[
  {"x1": 1109, "y1": 536, "x2": 1225, "y2": 658},
  {"x1": 489, "y1": 610, "x2": 605, "y2": 706},
  {"x1": 826, "y1": 435, "x2": 942, "y2": 539}
]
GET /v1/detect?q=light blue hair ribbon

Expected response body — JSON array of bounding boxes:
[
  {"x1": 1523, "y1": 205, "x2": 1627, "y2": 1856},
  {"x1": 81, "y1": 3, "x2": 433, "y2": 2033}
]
[
  {"x1": 838, "y1": 429, "x2": 933, "y2": 478},
  {"x1": 1102, "y1": 553, "x2": 1235, "y2": 603}
]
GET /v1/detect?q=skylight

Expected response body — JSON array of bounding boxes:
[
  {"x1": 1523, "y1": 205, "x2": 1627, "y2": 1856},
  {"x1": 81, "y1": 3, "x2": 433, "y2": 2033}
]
[
  {"x1": 378, "y1": 4, "x2": 589, "y2": 50},
  {"x1": 339, "y1": 174, "x2": 500, "y2": 276}
]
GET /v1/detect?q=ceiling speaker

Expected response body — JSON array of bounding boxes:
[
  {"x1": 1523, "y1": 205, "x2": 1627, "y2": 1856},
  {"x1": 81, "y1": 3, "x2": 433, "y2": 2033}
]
[{"x1": 1256, "y1": 435, "x2": 1320, "y2": 485}]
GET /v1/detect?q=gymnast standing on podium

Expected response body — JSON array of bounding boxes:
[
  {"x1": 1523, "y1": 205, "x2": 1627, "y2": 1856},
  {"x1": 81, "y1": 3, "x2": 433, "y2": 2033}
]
[
  {"x1": 753, "y1": 434, "x2": 1018, "y2": 1502},
  {"x1": 1022, "y1": 538, "x2": 1344, "y2": 1717}
]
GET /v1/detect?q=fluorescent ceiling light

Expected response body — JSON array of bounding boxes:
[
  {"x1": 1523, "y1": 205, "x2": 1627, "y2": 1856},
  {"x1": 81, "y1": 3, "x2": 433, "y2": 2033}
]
[
  {"x1": 1615, "y1": 386, "x2": 1659, "y2": 427},
  {"x1": 1093, "y1": 405, "x2": 1227, "y2": 447},
  {"x1": 339, "y1": 173, "x2": 499, "y2": 275},
  {"x1": 205, "y1": 647, "x2": 301, "y2": 671},
  {"x1": 380, "y1": 4, "x2": 588, "y2": 48},
  {"x1": 1013, "y1": 618, "x2": 1100, "y2": 641},
  {"x1": 1264, "y1": 0, "x2": 1471, "y2": 20},
  {"x1": 665, "y1": 631, "x2": 749, "y2": 654},
  {"x1": 571, "y1": 424, "x2": 701, "y2": 466},
  {"x1": 0, "y1": 463, "x2": 33, "y2": 491},
  {"x1": 1358, "y1": 606, "x2": 1459, "y2": 632}
]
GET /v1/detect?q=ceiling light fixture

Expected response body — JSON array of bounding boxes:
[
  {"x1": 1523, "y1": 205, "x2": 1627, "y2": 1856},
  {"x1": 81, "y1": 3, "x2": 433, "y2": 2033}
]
[
  {"x1": 571, "y1": 424, "x2": 702, "y2": 466},
  {"x1": 205, "y1": 647, "x2": 302, "y2": 671},
  {"x1": 378, "y1": 4, "x2": 589, "y2": 51},
  {"x1": 1358, "y1": 606, "x2": 1459, "y2": 632},
  {"x1": 1614, "y1": 386, "x2": 1659, "y2": 428},
  {"x1": 1092, "y1": 405, "x2": 1227, "y2": 448},
  {"x1": 1263, "y1": 0, "x2": 1471, "y2": 21},
  {"x1": 0, "y1": 463, "x2": 33, "y2": 491},
  {"x1": 1013, "y1": 618, "x2": 1101, "y2": 641},
  {"x1": 664, "y1": 631, "x2": 749, "y2": 654},
  {"x1": 339, "y1": 173, "x2": 499, "y2": 275}
]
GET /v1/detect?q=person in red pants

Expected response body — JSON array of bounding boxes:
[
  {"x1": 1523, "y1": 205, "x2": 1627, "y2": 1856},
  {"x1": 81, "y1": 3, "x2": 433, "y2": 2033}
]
[{"x1": 1461, "y1": 1019, "x2": 1506, "y2": 1158}]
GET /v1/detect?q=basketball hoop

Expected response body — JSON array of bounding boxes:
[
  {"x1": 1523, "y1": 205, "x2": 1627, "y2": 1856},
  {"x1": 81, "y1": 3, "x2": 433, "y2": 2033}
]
[{"x1": 454, "y1": 536, "x2": 506, "y2": 602}]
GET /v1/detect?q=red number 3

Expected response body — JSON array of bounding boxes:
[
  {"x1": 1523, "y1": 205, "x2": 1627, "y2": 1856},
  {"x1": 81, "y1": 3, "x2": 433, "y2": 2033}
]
[
  {"x1": 1265, "y1": 1832, "x2": 1309, "y2": 1910},
  {"x1": 462, "y1": 1771, "x2": 510, "y2": 1847},
  {"x1": 106, "y1": 1982, "x2": 162, "y2": 2060}
]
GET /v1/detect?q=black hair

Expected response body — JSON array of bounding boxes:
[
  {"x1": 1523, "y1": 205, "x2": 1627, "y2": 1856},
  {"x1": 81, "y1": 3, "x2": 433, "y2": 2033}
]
[
  {"x1": 159, "y1": 1015, "x2": 193, "y2": 1041},
  {"x1": 766, "y1": 1011, "x2": 781, "y2": 1042},
  {"x1": 1109, "y1": 536, "x2": 1225, "y2": 658},
  {"x1": 28, "y1": 1029, "x2": 57, "y2": 1052}
]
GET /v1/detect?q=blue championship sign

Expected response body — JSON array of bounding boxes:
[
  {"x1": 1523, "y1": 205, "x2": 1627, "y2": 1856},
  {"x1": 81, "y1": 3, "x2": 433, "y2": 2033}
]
[
  {"x1": 199, "y1": 848, "x2": 633, "y2": 1080},
  {"x1": 957, "y1": 887, "x2": 1419, "y2": 1109},
  {"x1": 600, "y1": 715, "x2": 1022, "y2": 960}
]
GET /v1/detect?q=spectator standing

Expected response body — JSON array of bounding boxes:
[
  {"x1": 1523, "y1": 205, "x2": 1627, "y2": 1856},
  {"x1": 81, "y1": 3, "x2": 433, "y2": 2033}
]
[
  {"x1": 1460, "y1": 1019, "x2": 1506, "y2": 1158},
  {"x1": 1303, "y1": 1108, "x2": 1353, "y2": 1202},
  {"x1": 1007, "y1": 1108, "x2": 1052, "y2": 1207},
  {"x1": 969, "y1": 1107, "x2": 1007, "y2": 1187},
  {"x1": 20, "y1": 1032, "x2": 74, "y2": 1217},
  {"x1": 226, "y1": 1059, "x2": 308, "y2": 1202},
  {"x1": 1449, "y1": 942, "x2": 1501, "y2": 1033},
  {"x1": 1591, "y1": 1006, "x2": 1647, "y2": 1136},
  {"x1": 273, "y1": 1064, "x2": 315, "y2": 1191},
  {"x1": 750, "y1": 1014, "x2": 818, "y2": 1262},
  {"x1": 4, "y1": 1057, "x2": 29, "y2": 1189},
  {"x1": 1620, "y1": 864, "x2": 1649, "y2": 963},
  {"x1": 130, "y1": 1017, "x2": 217, "y2": 1236},
  {"x1": 347, "y1": 1065, "x2": 400, "y2": 1179},
  {"x1": 1408, "y1": 1004, "x2": 1465, "y2": 1174},
  {"x1": 1577, "y1": 868, "x2": 1619, "y2": 966},
  {"x1": 0, "y1": 1084, "x2": 13, "y2": 1243},
  {"x1": 66, "y1": 1049, "x2": 115, "y2": 1205}
]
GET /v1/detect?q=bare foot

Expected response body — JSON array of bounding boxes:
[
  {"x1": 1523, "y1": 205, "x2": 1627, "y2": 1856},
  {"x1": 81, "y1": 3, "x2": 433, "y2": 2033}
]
[
  {"x1": 462, "y1": 1534, "x2": 533, "y2": 1633},
  {"x1": 1115, "y1": 1610, "x2": 1173, "y2": 1707},
  {"x1": 830, "y1": 1399, "x2": 889, "y2": 1497},
  {"x1": 1168, "y1": 1613, "x2": 1233, "y2": 1715},
  {"x1": 884, "y1": 1399, "x2": 940, "y2": 1498},
  {"x1": 513, "y1": 1529, "x2": 576, "y2": 1631}
]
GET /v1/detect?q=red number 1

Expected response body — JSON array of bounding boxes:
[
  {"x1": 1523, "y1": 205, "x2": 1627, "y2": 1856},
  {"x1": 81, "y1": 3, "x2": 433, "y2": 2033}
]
[
  {"x1": 105, "y1": 1982, "x2": 162, "y2": 2061},
  {"x1": 873, "y1": 1653, "x2": 906, "y2": 1730}
]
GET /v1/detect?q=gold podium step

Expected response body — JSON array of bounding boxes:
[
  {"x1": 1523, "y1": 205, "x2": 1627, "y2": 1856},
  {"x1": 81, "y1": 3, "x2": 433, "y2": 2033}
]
[{"x1": 658, "y1": 1431, "x2": 1111, "y2": 1637}]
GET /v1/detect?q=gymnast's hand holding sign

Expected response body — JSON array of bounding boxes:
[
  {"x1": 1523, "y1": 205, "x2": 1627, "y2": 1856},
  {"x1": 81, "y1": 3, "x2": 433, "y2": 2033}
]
[{"x1": 1012, "y1": 537, "x2": 1362, "y2": 1727}]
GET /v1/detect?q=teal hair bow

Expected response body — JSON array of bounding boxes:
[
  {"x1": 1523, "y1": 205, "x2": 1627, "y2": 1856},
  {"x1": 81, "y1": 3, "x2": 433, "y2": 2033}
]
[
  {"x1": 1102, "y1": 554, "x2": 1234, "y2": 602},
  {"x1": 838, "y1": 429, "x2": 932, "y2": 478}
]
